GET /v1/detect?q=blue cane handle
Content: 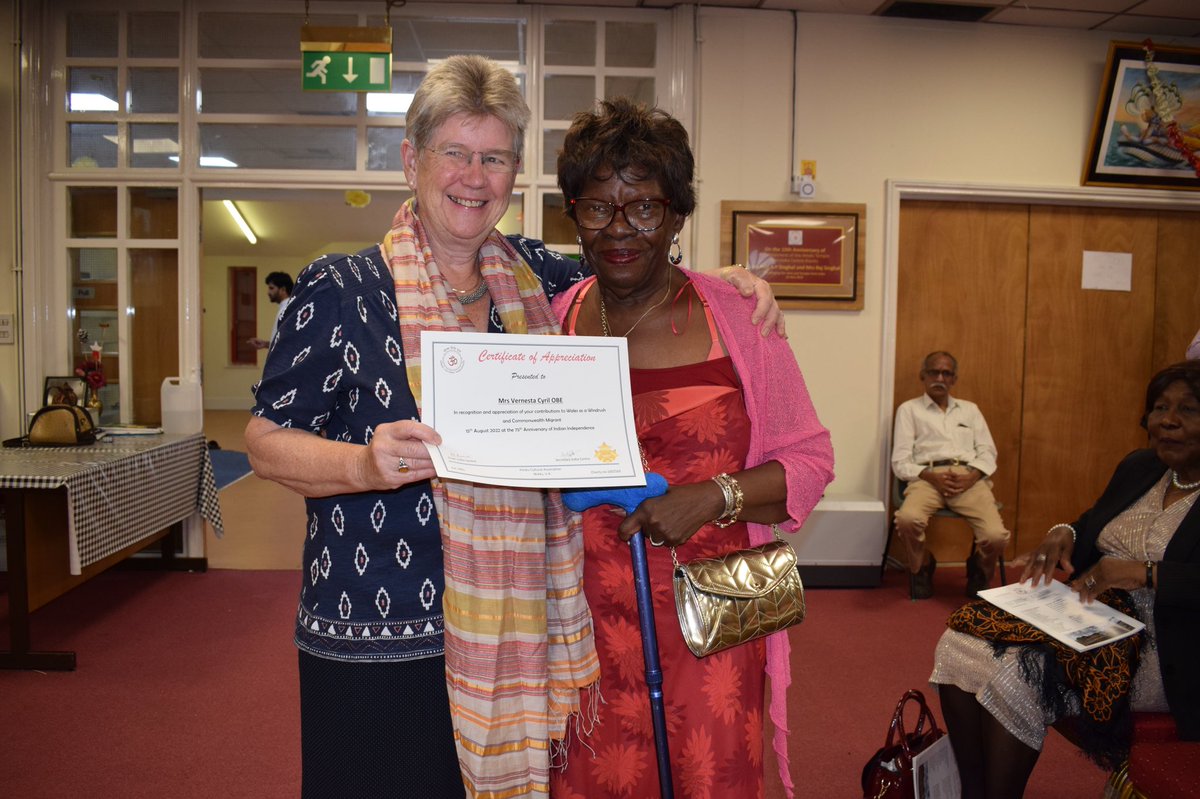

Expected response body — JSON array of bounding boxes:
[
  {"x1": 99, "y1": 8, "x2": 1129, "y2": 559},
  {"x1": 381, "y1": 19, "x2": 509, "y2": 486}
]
[{"x1": 562, "y1": 472, "x2": 669, "y2": 515}]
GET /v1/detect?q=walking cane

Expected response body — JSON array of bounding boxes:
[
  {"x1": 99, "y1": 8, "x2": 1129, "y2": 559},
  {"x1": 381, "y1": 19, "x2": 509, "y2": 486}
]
[{"x1": 563, "y1": 472, "x2": 675, "y2": 799}]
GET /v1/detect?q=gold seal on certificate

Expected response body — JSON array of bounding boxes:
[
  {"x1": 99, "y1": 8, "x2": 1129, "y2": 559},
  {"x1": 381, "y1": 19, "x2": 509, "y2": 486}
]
[{"x1": 420, "y1": 331, "x2": 646, "y2": 489}]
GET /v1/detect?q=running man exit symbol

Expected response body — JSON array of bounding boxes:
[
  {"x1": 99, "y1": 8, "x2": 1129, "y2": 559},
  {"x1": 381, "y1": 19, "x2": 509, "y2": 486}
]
[
  {"x1": 307, "y1": 55, "x2": 331, "y2": 85},
  {"x1": 301, "y1": 52, "x2": 391, "y2": 92}
]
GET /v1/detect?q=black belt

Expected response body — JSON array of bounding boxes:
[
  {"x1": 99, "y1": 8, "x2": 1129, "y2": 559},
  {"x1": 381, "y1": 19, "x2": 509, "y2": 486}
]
[{"x1": 928, "y1": 459, "x2": 964, "y2": 468}]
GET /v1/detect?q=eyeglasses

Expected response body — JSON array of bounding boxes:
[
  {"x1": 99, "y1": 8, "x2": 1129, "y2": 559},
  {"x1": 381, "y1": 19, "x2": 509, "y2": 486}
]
[
  {"x1": 924, "y1": 369, "x2": 956, "y2": 378},
  {"x1": 570, "y1": 197, "x2": 671, "y2": 231},
  {"x1": 425, "y1": 146, "x2": 520, "y2": 174}
]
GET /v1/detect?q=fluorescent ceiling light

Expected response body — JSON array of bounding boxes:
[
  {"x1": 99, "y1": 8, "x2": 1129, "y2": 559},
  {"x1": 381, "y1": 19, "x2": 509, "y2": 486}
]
[
  {"x1": 70, "y1": 93, "x2": 118, "y2": 111},
  {"x1": 223, "y1": 200, "x2": 257, "y2": 245},
  {"x1": 169, "y1": 155, "x2": 238, "y2": 167},
  {"x1": 366, "y1": 92, "x2": 414, "y2": 114}
]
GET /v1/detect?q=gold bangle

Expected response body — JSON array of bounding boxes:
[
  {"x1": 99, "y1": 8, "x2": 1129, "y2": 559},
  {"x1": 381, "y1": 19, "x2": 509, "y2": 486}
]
[
  {"x1": 711, "y1": 472, "x2": 744, "y2": 528},
  {"x1": 712, "y1": 474, "x2": 735, "y2": 517}
]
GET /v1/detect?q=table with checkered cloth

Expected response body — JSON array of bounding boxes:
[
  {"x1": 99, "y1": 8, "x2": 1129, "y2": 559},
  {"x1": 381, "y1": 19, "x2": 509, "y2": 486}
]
[{"x1": 0, "y1": 432, "x2": 223, "y2": 574}]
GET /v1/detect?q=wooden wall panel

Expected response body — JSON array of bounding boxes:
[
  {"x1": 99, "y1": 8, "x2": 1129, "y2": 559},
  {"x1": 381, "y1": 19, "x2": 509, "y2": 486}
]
[
  {"x1": 1017, "y1": 207, "x2": 1158, "y2": 550},
  {"x1": 130, "y1": 250, "x2": 179, "y2": 425},
  {"x1": 894, "y1": 201, "x2": 1028, "y2": 563},
  {"x1": 1153, "y1": 213, "x2": 1200, "y2": 370}
]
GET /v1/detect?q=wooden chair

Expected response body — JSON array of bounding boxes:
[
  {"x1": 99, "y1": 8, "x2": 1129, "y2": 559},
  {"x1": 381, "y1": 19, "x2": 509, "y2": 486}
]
[{"x1": 882, "y1": 476, "x2": 1007, "y2": 584}]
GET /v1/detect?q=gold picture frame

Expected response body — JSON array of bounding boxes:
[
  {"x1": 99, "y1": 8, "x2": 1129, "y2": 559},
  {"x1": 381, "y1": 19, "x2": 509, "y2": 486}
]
[
  {"x1": 43, "y1": 376, "x2": 88, "y2": 408},
  {"x1": 720, "y1": 200, "x2": 865, "y2": 310},
  {"x1": 1082, "y1": 40, "x2": 1200, "y2": 191}
]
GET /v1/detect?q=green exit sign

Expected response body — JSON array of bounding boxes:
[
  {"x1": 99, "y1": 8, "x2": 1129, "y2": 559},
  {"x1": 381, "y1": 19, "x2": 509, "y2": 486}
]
[
  {"x1": 303, "y1": 52, "x2": 391, "y2": 92},
  {"x1": 301, "y1": 25, "x2": 392, "y2": 93}
]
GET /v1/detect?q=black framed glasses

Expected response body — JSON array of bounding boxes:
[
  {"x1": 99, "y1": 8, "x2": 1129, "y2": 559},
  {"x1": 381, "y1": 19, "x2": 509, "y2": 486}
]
[
  {"x1": 425, "y1": 146, "x2": 520, "y2": 174},
  {"x1": 570, "y1": 197, "x2": 671, "y2": 231}
]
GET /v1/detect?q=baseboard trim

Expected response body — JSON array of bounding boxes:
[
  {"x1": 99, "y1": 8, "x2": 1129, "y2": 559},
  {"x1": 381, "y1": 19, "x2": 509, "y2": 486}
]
[{"x1": 797, "y1": 564, "x2": 882, "y2": 588}]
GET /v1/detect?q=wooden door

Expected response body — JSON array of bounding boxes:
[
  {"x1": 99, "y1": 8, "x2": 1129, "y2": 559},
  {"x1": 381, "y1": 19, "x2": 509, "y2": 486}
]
[
  {"x1": 130, "y1": 249, "x2": 180, "y2": 425},
  {"x1": 894, "y1": 201, "x2": 1027, "y2": 562},
  {"x1": 1016, "y1": 207, "x2": 1158, "y2": 542},
  {"x1": 896, "y1": 201, "x2": 1200, "y2": 565},
  {"x1": 1154, "y1": 212, "x2": 1200, "y2": 370}
]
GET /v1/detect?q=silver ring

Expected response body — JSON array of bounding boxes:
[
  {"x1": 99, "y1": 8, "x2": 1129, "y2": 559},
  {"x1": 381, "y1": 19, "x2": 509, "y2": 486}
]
[
  {"x1": 1085, "y1": 577, "x2": 1096, "y2": 589},
  {"x1": 397, "y1": 457, "x2": 410, "y2": 473},
  {"x1": 649, "y1": 538, "x2": 664, "y2": 547},
  {"x1": 1035, "y1": 554, "x2": 1046, "y2": 563}
]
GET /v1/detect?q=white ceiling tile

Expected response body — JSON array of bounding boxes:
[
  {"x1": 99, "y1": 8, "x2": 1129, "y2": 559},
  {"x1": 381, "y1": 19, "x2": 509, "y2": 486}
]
[
  {"x1": 760, "y1": 0, "x2": 885, "y2": 11},
  {"x1": 1016, "y1": 0, "x2": 1138, "y2": 12},
  {"x1": 1097, "y1": 15, "x2": 1200, "y2": 35},
  {"x1": 990, "y1": 8, "x2": 1111, "y2": 28},
  {"x1": 1134, "y1": 0, "x2": 1200, "y2": 20},
  {"x1": 528, "y1": 0, "x2": 641, "y2": 5}
]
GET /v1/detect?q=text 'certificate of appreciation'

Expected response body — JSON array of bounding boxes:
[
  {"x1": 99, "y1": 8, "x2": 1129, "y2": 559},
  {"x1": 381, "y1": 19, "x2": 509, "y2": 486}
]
[{"x1": 420, "y1": 330, "x2": 645, "y2": 489}]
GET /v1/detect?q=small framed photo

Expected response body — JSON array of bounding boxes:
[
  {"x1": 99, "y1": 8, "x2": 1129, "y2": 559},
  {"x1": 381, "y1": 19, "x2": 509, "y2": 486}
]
[
  {"x1": 43, "y1": 376, "x2": 87, "y2": 408},
  {"x1": 1082, "y1": 40, "x2": 1200, "y2": 191},
  {"x1": 721, "y1": 200, "x2": 866, "y2": 310}
]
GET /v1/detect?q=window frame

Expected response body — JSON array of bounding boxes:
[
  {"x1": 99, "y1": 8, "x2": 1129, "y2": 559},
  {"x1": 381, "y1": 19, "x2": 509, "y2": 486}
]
[{"x1": 28, "y1": 0, "x2": 680, "y2": 420}]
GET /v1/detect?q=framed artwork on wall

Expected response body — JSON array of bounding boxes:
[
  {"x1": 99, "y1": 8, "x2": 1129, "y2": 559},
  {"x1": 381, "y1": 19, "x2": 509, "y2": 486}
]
[
  {"x1": 1082, "y1": 40, "x2": 1200, "y2": 191},
  {"x1": 720, "y1": 200, "x2": 866, "y2": 310}
]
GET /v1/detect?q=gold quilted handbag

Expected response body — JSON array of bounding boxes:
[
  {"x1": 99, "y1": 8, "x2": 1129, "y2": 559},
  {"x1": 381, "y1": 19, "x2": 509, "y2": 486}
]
[
  {"x1": 672, "y1": 530, "x2": 805, "y2": 658},
  {"x1": 27, "y1": 404, "x2": 97, "y2": 446}
]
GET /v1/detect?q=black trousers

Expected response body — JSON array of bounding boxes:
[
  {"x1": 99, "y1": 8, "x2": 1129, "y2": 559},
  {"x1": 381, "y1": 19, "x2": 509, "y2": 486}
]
[{"x1": 298, "y1": 650, "x2": 463, "y2": 798}]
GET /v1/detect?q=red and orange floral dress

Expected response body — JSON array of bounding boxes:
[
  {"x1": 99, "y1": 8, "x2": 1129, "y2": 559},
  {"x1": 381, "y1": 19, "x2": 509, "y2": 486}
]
[{"x1": 552, "y1": 280, "x2": 766, "y2": 799}]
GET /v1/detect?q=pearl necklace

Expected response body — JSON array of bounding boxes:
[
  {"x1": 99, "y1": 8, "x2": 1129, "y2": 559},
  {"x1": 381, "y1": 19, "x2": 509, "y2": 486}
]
[
  {"x1": 1172, "y1": 470, "x2": 1200, "y2": 491},
  {"x1": 452, "y1": 280, "x2": 489, "y2": 305},
  {"x1": 597, "y1": 273, "x2": 673, "y2": 338}
]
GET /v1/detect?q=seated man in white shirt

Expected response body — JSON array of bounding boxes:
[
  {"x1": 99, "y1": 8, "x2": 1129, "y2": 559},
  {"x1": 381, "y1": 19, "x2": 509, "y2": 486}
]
[{"x1": 891, "y1": 351, "x2": 1009, "y2": 600}]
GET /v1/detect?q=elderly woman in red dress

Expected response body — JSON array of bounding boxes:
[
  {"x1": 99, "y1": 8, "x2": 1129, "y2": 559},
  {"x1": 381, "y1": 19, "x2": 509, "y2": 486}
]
[{"x1": 549, "y1": 98, "x2": 834, "y2": 799}]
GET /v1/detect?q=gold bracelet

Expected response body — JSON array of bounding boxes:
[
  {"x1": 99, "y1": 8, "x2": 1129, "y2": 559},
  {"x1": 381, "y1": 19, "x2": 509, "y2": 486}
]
[
  {"x1": 711, "y1": 472, "x2": 744, "y2": 528},
  {"x1": 712, "y1": 474, "x2": 735, "y2": 517}
]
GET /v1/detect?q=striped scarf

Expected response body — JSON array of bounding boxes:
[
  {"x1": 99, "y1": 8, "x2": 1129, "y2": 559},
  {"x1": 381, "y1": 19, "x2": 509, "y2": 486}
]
[{"x1": 384, "y1": 199, "x2": 599, "y2": 798}]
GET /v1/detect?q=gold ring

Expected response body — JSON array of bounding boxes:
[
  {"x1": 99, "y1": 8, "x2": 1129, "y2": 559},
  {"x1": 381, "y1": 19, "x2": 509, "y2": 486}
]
[
  {"x1": 1035, "y1": 554, "x2": 1046, "y2": 563},
  {"x1": 397, "y1": 457, "x2": 410, "y2": 473},
  {"x1": 1085, "y1": 577, "x2": 1096, "y2": 589}
]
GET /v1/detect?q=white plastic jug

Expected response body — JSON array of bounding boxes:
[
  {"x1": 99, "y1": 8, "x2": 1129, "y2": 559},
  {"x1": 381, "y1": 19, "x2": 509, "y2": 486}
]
[{"x1": 160, "y1": 376, "x2": 203, "y2": 434}]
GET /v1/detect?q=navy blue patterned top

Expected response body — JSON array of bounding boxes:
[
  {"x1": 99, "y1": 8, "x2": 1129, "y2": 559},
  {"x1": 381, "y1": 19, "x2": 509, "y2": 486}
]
[{"x1": 251, "y1": 236, "x2": 586, "y2": 662}]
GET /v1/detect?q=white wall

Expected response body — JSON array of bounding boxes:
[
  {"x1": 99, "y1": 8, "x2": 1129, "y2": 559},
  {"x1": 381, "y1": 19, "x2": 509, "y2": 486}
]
[
  {"x1": 694, "y1": 10, "x2": 1122, "y2": 498},
  {"x1": 0, "y1": 4, "x2": 20, "y2": 440}
]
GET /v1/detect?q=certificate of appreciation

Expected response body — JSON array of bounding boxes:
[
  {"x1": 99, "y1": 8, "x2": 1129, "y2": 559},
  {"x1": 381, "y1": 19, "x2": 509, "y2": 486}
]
[{"x1": 420, "y1": 331, "x2": 646, "y2": 488}]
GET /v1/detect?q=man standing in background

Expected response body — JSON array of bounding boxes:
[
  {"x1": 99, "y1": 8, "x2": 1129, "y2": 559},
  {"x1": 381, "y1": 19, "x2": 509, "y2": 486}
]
[{"x1": 247, "y1": 271, "x2": 294, "y2": 351}]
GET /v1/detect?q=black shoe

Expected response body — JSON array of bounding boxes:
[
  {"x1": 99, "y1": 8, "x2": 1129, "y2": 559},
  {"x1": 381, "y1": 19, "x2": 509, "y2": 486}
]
[
  {"x1": 910, "y1": 555, "x2": 936, "y2": 600},
  {"x1": 965, "y1": 552, "x2": 993, "y2": 598}
]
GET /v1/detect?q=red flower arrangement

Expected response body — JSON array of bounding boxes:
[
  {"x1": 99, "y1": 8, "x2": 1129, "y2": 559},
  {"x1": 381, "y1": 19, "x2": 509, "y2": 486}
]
[{"x1": 75, "y1": 342, "x2": 106, "y2": 391}]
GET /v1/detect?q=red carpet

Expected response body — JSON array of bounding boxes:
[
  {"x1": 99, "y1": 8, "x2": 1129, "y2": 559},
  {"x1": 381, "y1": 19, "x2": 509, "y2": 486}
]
[{"x1": 0, "y1": 566, "x2": 1107, "y2": 798}]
